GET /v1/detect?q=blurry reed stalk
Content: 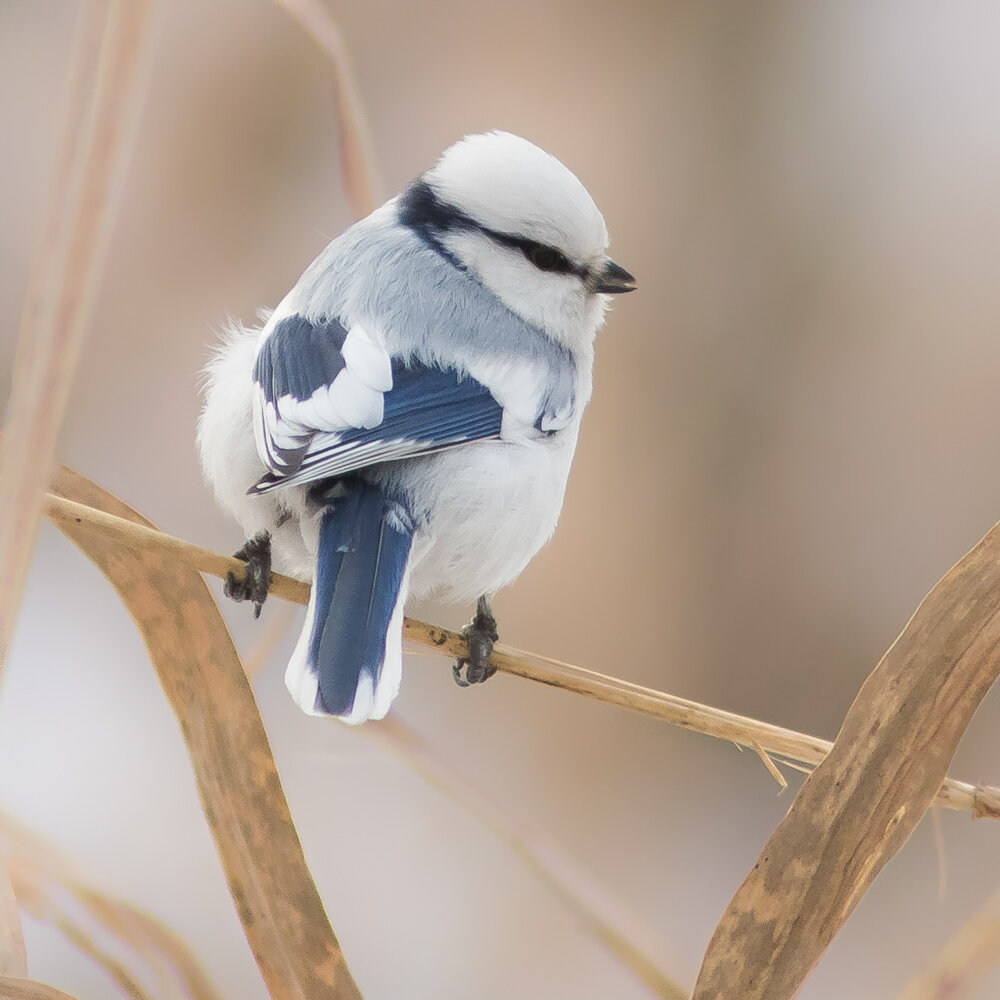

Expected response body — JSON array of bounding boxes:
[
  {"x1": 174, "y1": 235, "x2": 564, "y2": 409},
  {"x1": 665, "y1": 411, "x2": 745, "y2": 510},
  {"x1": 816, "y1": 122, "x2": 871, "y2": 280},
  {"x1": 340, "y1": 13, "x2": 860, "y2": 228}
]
[
  {"x1": 0, "y1": 0, "x2": 155, "y2": 671},
  {"x1": 41, "y1": 490, "x2": 1000, "y2": 822},
  {"x1": 896, "y1": 884, "x2": 1000, "y2": 1000},
  {"x1": 0, "y1": 0, "x2": 155, "y2": 977},
  {"x1": 272, "y1": 0, "x2": 380, "y2": 218},
  {"x1": 370, "y1": 713, "x2": 690, "y2": 1000},
  {"x1": 1, "y1": 808, "x2": 221, "y2": 1000}
]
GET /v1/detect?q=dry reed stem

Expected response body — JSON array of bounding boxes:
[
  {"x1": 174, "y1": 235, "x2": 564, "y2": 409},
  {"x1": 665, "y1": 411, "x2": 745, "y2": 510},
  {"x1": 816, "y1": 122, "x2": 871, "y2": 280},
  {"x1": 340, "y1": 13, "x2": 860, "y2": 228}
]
[
  {"x1": 11, "y1": 868, "x2": 152, "y2": 1000},
  {"x1": 0, "y1": 808, "x2": 221, "y2": 1000},
  {"x1": 0, "y1": 0, "x2": 155, "y2": 671},
  {"x1": 272, "y1": 0, "x2": 380, "y2": 219},
  {"x1": 46, "y1": 468, "x2": 362, "y2": 1000},
  {"x1": 896, "y1": 883, "x2": 1000, "y2": 999},
  {"x1": 0, "y1": 978, "x2": 81, "y2": 1000},
  {"x1": 40, "y1": 491, "x2": 1000, "y2": 822},
  {"x1": 692, "y1": 517, "x2": 1000, "y2": 999},
  {"x1": 0, "y1": 0, "x2": 124, "y2": 974}
]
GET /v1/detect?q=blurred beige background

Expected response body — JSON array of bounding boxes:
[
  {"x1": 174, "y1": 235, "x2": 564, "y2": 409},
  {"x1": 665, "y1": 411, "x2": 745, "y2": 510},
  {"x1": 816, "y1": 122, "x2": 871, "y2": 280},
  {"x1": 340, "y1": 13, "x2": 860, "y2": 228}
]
[{"x1": 4, "y1": 0, "x2": 1000, "y2": 997}]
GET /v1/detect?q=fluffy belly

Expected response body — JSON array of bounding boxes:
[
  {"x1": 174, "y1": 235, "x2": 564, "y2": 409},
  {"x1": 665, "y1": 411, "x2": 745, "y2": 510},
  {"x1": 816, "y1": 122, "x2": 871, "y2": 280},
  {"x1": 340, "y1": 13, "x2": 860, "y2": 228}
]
[{"x1": 373, "y1": 430, "x2": 580, "y2": 603}]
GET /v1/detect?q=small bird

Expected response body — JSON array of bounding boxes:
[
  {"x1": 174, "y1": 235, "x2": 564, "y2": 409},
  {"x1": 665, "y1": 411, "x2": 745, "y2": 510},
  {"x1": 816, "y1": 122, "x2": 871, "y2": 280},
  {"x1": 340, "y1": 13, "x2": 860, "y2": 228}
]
[{"x1": 197, "y1": 131, "x2": 635, "y2": 723}]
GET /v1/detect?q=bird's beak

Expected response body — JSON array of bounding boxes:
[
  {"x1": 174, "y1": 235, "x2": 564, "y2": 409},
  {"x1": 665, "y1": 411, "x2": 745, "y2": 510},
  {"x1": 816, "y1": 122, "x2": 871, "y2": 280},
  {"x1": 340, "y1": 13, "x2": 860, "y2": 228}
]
[{"x1": 593, "y1": 258, "x2": 637, "y2": 295}]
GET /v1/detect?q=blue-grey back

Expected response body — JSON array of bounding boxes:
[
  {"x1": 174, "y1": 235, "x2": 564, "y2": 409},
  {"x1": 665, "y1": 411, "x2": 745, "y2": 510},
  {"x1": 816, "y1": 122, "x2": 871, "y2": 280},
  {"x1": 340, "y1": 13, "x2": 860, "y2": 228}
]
[{"x1": 281, "y1": 202, "x2": 578, "y2": 429}]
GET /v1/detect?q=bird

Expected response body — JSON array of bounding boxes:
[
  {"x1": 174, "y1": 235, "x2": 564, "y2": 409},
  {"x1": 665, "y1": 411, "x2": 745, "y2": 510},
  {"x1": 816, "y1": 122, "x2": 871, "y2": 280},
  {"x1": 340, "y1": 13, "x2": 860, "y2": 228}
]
[{"x1": 197, "y1": 130, "x2": 636, "y2": 724}]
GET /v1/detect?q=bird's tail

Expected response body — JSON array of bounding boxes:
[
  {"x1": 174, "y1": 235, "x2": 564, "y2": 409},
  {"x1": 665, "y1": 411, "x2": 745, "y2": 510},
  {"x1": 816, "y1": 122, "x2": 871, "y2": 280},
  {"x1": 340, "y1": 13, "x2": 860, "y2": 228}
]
[{"x1": 285, "y1": 480, "x2": 414, "y2": 723}]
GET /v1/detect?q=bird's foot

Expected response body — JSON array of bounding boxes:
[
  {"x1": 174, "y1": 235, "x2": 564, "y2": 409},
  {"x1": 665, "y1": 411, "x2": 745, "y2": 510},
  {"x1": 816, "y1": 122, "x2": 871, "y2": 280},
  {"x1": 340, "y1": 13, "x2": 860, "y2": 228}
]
[
  {"x1": 224, "y1": 530, "x2": 272, "y2": 619},
  {"x1": 453, "y1": 596, "x2": 499, "y2": 687}
]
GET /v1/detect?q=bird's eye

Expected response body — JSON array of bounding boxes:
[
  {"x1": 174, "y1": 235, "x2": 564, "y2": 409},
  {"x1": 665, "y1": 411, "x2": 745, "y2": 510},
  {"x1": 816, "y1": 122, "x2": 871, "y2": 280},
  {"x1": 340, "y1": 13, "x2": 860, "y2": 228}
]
[{"x1": 526, "y1": 244, "x2": 568, "y2": 272}]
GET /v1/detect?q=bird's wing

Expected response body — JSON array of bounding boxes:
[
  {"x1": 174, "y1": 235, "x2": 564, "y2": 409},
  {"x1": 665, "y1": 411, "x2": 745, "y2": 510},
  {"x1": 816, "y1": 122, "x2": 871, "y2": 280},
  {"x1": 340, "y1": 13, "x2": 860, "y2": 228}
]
[{"x1": 250, "y1": 312, "x2": 505, "y2": 494}]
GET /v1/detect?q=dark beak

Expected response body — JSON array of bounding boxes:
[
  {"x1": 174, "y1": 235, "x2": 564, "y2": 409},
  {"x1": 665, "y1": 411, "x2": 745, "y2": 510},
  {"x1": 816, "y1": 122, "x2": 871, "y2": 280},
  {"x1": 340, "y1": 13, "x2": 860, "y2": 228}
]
[{"x1": 593, "y1": 258, "x2": 637, "y2": 295}]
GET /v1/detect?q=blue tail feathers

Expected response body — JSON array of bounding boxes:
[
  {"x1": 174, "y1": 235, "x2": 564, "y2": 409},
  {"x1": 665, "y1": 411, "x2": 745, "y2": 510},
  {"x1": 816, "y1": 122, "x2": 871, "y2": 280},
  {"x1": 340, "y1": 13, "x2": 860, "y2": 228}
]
[{"x1": 288, "y1": 479, "x2": 414, "y2": 720}]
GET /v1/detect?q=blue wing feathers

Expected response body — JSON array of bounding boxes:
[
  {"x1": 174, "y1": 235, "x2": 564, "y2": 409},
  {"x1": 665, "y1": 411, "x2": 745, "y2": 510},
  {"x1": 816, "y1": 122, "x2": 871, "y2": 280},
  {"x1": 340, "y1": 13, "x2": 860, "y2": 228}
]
[
  {"x1": 251, "y1": 353, "x2": 504, "y2": 493},
  {"x1": 254, "y1": 314, "x2": 349, "y2": 404},
  {"x1": 310, "y1": 482, "x2": 413, "y2": 716},
  {"x1": 336, "y1": 359, "x2": 502, "y2": 448}
]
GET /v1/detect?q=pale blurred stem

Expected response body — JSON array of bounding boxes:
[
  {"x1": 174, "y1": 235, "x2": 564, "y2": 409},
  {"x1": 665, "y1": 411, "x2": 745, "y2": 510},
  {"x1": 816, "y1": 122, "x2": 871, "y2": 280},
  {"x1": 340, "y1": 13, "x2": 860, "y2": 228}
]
[
  {"x1": 369, "y1": 714, "x2": 690, "y2": 1000},
  {"x1": 42, "y1": 491, "x2": 1000, "y2": 822},
  {"x1": 896, "y1": 883, "x2": 1000, "y2": 999},
  {"x1": 273, "y1": 0, "x2": 380, "y2": 218},
  {"x1": 0, "y1": 0, "x2": 155, "y2": 671},
  {"x1": 0, "y1": 0, "x2": 152, "y2": 975},
  {"x1": 0, "y1": 860, "x2": 25, "y2": 978}
]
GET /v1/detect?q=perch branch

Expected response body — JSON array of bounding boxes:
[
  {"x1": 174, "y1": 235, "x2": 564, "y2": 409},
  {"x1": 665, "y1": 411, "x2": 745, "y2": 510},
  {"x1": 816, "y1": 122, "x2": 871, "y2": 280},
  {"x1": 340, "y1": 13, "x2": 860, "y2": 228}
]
[{"x1": 42, "y1": 491, "x2": 1000, "y2": 821}]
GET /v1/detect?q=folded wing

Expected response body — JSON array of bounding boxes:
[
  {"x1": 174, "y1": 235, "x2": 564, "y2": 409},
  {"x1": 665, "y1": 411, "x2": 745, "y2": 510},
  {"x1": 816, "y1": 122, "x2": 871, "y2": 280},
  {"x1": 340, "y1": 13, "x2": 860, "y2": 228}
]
[{"x1": 251, "y1": 313, "x2": 505, "y2": 494}]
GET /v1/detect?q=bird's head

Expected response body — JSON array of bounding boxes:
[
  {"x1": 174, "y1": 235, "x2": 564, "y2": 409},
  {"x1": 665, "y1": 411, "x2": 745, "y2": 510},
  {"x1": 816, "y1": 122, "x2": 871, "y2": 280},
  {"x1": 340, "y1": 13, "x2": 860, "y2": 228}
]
[{"x1": 398, "y1": 131, "x2": 635, "y2": 347}]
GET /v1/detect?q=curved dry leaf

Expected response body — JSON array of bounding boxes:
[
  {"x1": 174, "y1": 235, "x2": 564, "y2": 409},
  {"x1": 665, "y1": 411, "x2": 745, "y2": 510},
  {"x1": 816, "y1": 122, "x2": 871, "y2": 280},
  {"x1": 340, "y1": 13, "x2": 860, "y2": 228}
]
[
  {"x1": 693, "y1": 520, "x2": 1000, "y2": 1000},
  {"x1": 0, "y1": 977, "x2": 80, "y2": 1000},
  {"x1": 45, "y1": 466, "x2": 362, "y2": 1000}
]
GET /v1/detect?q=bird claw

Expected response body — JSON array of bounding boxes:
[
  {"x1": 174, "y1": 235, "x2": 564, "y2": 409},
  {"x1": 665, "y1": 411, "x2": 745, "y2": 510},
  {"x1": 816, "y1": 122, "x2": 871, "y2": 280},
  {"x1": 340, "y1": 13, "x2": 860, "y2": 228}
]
[
  {"x1": 224, "y1": 530, "x2": 272, "y2": 618},
  {"x1": 453, "y1": 596, "x2": 499, "y2": 687}
]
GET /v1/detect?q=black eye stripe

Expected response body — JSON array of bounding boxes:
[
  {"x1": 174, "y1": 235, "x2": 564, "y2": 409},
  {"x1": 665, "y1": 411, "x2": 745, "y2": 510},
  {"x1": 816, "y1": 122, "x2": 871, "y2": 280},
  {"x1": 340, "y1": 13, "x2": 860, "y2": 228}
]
[
  {"x1": 482, "y1": 230, "x2": 586, "y2": 278},
  {"x1": 399, "y1": 179, "x2": 588, "y2": 280}
]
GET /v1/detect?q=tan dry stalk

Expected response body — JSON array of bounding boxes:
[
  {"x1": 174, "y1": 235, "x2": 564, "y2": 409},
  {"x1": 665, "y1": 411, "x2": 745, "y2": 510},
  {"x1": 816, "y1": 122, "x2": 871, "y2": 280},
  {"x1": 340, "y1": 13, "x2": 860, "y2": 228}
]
[
  {"x1": 692, "y1": 516, "x2": 1000, "y2": 999},
  {"x1": 40, "y1": 490, "x2": 1000, "y2": 822},
  {"x1": 0, "y1": 0, "x2": 155, "y2": 670},
  {"x1": 895, "y1": 884, "x2": 1000, "y2": 999},
  {"x1": 47, "y1": 468, "x2": 362, "y2": 1000},
  {"x1": 272, "y1": 0, "x2": 380, "y2": 219}
]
